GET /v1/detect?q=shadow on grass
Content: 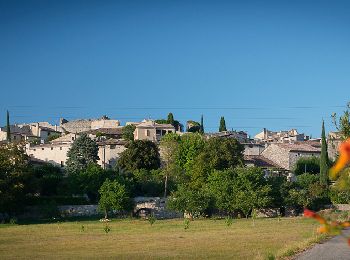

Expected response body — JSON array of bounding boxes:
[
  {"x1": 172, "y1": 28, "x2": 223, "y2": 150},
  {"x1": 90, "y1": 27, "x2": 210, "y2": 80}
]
[{"x1": 16, "y1": 215, "x2": 104, "y2": 225}]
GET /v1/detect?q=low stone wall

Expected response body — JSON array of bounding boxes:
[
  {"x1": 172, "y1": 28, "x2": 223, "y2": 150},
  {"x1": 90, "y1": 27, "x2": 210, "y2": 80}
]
[
  {"x1": 59, "y1": 205, "x2": 99, "y2": 217},
  {"x1": 256, "y1": 208, "x2": 279, "y2": 218},
  {"x1": 334, "y1": 204, "x2": 350, "y2": 211},
  {"x1": 133, "y1": 197, "x2": 182, "y2": 219}
]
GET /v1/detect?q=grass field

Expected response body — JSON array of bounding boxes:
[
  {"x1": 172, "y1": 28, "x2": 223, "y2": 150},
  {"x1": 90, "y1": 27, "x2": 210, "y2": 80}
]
[{"x1": 0, "y1": 217, "x2": 325, "y2": 259}]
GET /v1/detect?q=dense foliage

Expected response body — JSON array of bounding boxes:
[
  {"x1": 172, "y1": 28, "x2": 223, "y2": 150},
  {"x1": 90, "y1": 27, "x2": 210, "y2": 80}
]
[
  {"x1": 122, "y1": 124, "x2": 136, "y2": 141},
  {"x1": 66, "y1": 134, "x2": 99, "y2": 174},
  {"x1": 118, "y1": 140, "x2": 161, "y2": 172}
]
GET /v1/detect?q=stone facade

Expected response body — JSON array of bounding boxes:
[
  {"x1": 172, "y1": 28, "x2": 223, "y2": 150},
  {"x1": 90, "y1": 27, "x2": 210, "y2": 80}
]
[
  {"x1": 133, "y1": 120, "x2": 175, "y2": 142},
  {"x1": 26, "y1": 139, "x2": 126, "y2": 169},
  {"x1": 261, "y1": 143, "x2": 321, "y2": 171}
]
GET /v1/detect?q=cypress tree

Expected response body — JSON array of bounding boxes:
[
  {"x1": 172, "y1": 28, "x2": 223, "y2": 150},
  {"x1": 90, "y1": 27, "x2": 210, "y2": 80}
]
[
  {"x1": 6, "y1": 110, "x2": 11, "y2": 142},
  {"x1": 320, "y1": 120, "x2": 329, "y2": 186},
  {"x1": 167, "y1": 113, "x2": 175, "y2": 126},
  {"x1": 200, "y1": 115, "x2": 204, "y2": 134},
  {"x1": 219, "y1": 116, "x2": 227, "y2": 132}
]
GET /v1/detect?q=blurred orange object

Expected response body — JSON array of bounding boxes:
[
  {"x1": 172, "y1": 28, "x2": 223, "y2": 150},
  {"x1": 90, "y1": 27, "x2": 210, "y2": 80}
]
[{"x1": 329, "y1": 138, "x2": 350, "y2": 179}]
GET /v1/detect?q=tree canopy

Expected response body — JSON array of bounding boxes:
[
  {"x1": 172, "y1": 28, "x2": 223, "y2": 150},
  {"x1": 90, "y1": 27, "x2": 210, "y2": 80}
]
[
  {"x1": 118, "y1": 140, "x2": 160, "y2": 172},
  {"x1": 66, "y1": 133, "x2": 99, "y2": 174}
]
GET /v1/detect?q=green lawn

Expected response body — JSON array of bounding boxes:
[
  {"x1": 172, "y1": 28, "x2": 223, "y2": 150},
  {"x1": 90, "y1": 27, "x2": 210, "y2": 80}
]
[{"x1": 0, "y1": 217, "x2": 325, "y2": 259}]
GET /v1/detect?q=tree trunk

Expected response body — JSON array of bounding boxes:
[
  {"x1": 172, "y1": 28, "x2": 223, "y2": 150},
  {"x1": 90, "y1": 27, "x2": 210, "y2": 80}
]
[
  {"x1": 105, "y1": 209, "x2": 108, "y2": 219},
  {"x1": 164, "y1": 174, "x2": 168, "y2": 198}
]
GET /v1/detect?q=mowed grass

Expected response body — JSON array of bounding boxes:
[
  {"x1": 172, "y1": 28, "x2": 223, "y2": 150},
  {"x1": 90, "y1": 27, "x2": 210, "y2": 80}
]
[{"x1": 0, "y1": 217, "x2": 324, "y2": 259}]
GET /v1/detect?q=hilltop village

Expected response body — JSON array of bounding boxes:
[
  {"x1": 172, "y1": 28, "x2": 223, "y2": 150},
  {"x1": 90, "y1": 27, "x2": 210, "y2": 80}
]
[{"x1": 0, "y1": 114, "x2": 341, "y2": 180}]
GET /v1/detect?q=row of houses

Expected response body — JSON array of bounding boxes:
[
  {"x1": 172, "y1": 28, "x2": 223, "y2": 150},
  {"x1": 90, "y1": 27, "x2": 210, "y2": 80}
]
[{"x1": 1, "y1": 116, "x2": 341, "y2": 177}]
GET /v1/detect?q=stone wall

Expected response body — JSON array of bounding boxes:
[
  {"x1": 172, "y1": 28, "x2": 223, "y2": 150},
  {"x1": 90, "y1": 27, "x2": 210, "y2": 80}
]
[{"x1": 261, "y1": 144, "x2": 289, "y2": 169}]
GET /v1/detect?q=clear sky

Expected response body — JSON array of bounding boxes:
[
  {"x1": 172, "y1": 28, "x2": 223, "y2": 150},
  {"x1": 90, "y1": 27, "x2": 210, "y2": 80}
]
[{"x1": 1, "y1": 0, "x2": 349, "y2": 137}]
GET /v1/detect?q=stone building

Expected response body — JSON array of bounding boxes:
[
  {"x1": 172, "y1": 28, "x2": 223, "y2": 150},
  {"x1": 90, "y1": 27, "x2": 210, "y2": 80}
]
[
  {"x1": 26, "y1": 135, "x2": 127, "y2": 169},
  {"x1": 261, "y1": 143, "x2": 321, "y2": 171},
  {"x1": 132, "y1": 119, "x2": 175, "y2": 142},
  {"x1": 59, "y1": 117, "x2": 120, "y2": 134},
  {"x1": 205, "y1": 131, "x2": 248, "y2": 143},
  {"x1": 255, "y1": 128, "x2": 308, "y2": 143}
]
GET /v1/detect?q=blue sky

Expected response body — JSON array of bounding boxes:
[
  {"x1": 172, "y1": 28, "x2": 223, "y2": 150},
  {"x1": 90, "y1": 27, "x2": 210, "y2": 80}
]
[{"x1": 0, "y1": 0, "x2": 349, "y2": 137}]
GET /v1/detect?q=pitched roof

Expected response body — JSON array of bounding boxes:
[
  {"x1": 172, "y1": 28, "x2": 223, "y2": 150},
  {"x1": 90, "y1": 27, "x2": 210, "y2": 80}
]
[
  {"x1": 244, "y1": 155, "x2": 282, "y2": 168},
  {"x1": 275, "y1": 143, "x2": 321, "y2": 153}
]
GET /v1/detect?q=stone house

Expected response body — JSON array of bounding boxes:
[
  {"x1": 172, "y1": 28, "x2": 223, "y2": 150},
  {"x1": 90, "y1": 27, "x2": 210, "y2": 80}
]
[
  {"x1": 26, "y1": 135, "x2": 127, "y2": 169},
  {"x1": 255, "y1": 128, "x2": 308, "y2": 143},
  {"x1": 205, "y1": 131, "x2": 248, "y2": 143},
  {"x1": 132, "y1": 119, "x2": 175, "y2": 142},
  {"x1": 261, "y1": 143, "x2": 321, "y2": 171}
]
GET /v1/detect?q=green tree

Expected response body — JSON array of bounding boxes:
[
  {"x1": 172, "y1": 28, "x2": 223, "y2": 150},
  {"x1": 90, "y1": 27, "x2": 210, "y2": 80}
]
[
  {"x1": 332, "y1": 102, "x2": 350, "y2": 139},
  {"x1": 320, "y1": 120, "x2": 329, "y2": 186},
  {"x1": 66, "y1": 134, "x2": 99, "y2": 174},
  {"x1": 122, "y1": 124, "x2": 136, "y2": 141},
  {"x1": 187, "y1": 120, "x2": 201, "y2": 133},
  {"x1": 0, "y1": 143, "x2": 34, "y2": 215},
  {"x1": 219, "y1": 116, "x2": 227, "y2": 132},
  {"x1": 199, "y1": 115, "x2": 204, "y2": 134},
  {"x1": 118, "y1": 140, "x2": 160, "y2": 172},
  {"x1": 33, "y1": 163, "x2": 63, "y2": 196},
  {"x1": 190, "y1": 137, "x2": 244, "y2": 187},
  {"x1": 176, "y1": 133, "x2": 205, "y2": 175},
  {"x1": 206, "y1": 170, "x2": 236, "y2": 215},
  {"x1": 6, "y1": 110, "x2": 11, "y2": 142},
  {"x1": 98, "y1": 179, "x2": 129, "y2": 219},
  {"x1": 167, "y1": 113, "x2": 175, "y2": 126},
  {"x1": 69, "y1": 164, "x2": 119, "y2": 202},
  {"x1": 159, "y1": 133, "x2": 181, "y2": 197},
  {"x1": 294, "y1": 157, "x2": 320, "y2": 175},
  {"x1": 232, "y1": 167, "x2": 272, "y2": 217},
  {"x1": 167, "y1": 184, "x2": 211, "y2": 218}
]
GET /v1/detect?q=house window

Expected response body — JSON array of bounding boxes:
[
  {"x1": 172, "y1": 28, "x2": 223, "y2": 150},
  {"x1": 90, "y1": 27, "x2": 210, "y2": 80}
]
[
  {"x1": 146, "y1": 130, "x2": 150, "y2": 136},
  {"x1": 161, "y1": 130, "x2": 166, "y2": 136},
  {"x1": 33, "y1": 149, "x2": 36, "y2": 151},
  {"x1": 60, "y1": 161, "x2": 64, "y2": 167},
  {"x1": 72, "y1": 137, "x2": 75, "y2": 141},
  {"x1": 42, "y1": 148, "x2": 44, "y2": 151},
  {"x1": 13, "y1": 136, "x2": 16, "y2": 140},
  {"x1": 51, "y1": 147, "x2": 53, "y2": 150},
  {"x1": 60, "y1": 147, "x2": 62, "y2": 150},
  {"x1": 110, "y1": 145, "x2": 116, "y2": 149}
]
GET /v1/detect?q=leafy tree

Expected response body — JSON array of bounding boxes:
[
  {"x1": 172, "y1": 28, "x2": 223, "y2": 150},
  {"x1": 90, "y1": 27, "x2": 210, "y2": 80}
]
[
  {"x1": 187, "y1": 120, "x2": 201, "y2": 133},
  {"x1": 285, "y1": 173, "x2": 329, "y2": 211},
  {"x1": 219, "y1": 116, "x2": 227, "y2": 132},
  {"x1": 332, "y1": 102, "x2": 350, "y2": 139},
  {"x1": 176, "y1": 133, "x2": 205, "y2": 175},
  {"x1": 0, "y1": 143, "x2": 34, "y2": 215},
  {"x1": 320, "y1": 120, "x2": 329, "y2": 185},
  {"x1": 33, "y1": 163, "x2": 63, "y2": 196},
  {"x1": 118, "y1": 140, "x2": 160, "y2": 172},
  {"x1": 98, "y1": 179, "x2": 129, "y2": 219},
  {"x1": 66, "y1": 134, "x2": 99, "y2": 174},
  {"x1": 159, "y1": 133, "x2": 181, "y2": 197},
  {"x1": 69, "y1": 163, "x2": 118, "y2": 202},
  {"x1": 122, "y1": 124, "x2": 136, "y2": 141},
  {"x1": 199, "y1": 115, "x2": 204, "y2": 134},
  {"x1": 167, "y1": 184, "x2": 211, "y2": 218},
  {"x1": 131, "y1": 169, "x2": 164, "y2": 197},
  {"x1": 293, "y1": 157, "x2": 320, "y2": 175},
  {"x1": 232, "y1": 167, "x2": 272, "y2": 217},
  {"x1": 206, "y1": 170, "x2": 236, "y2": 214},
  {"x1": 190, "y1": 137, "x2": 244, "y2": 187},
  {"x1": 6, "y1": 110, "x2": 11, "y2": 142},
  {"x1": 167, "y1": 113, "x2": 175, "y2": 126}
]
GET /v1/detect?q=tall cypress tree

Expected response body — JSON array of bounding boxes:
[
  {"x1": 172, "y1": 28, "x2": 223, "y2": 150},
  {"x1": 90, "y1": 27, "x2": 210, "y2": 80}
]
[
  {"x1": 200, "y1": 115, "x2": 204, "y2": 134},
  {"x1": 320, "y1": 120, "x2": 329, "y2": 186},
  {"x1": 167, "y1": 113, "x2": 175, "y2": 126},
  {"x1": 6, "y1": 110, "x2": 11, "y2": 142},
  {"x1": 219, "y1": 116, "x2": 227, "y2": 132}
]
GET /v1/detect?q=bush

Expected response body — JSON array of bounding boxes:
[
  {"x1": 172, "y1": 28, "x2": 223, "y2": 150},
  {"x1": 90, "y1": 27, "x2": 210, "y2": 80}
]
[
  {"x1": 39, "y1": 200, "x2": 60, "y2": 219},
  {"x1": 330, "y1": 188, "x2": 350, "y2": 204}
]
